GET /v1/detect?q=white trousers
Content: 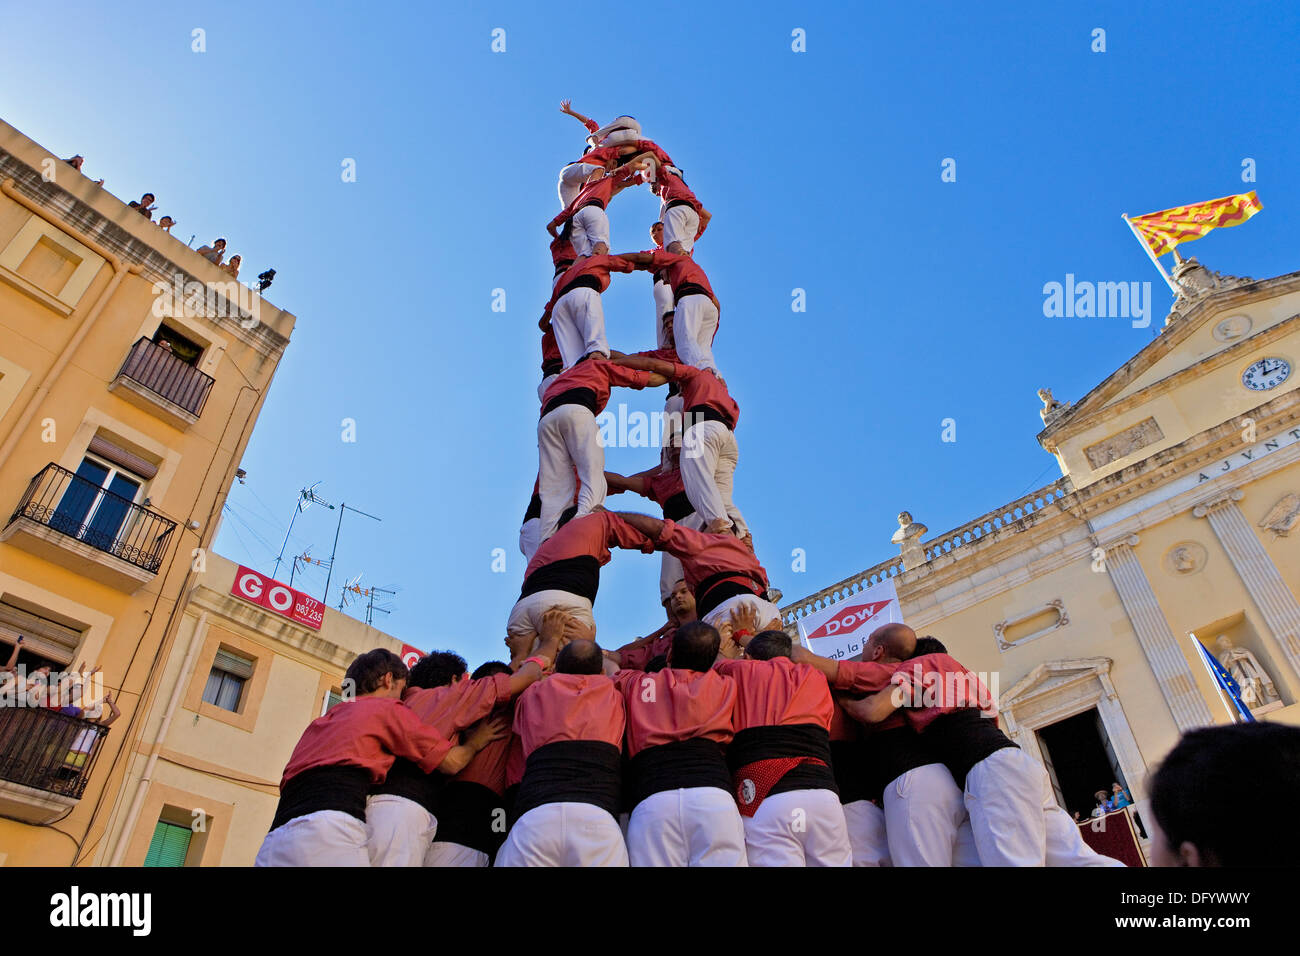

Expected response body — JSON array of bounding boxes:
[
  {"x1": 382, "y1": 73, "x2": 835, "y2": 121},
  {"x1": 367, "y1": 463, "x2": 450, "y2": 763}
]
[
  {"x1": 537, "y1": 403, "x2": 606, "y2": 540},
  {"x1": 701, "y1": 593, "x2": 783, "y2": 633},
  {"x1": 654, "y1": 279, "x2": 674, "y2": 347},
  {"x1": 365, "y1": 793, "x2": 437, "y2": 867},
  {"x1": 254, "y1": 810, "x2": 370, "y2": 867},
  {"x1": 842, "y1": 799, "x2": 891, "y2": 867},
  {"x1": 627, "y1": 787, "x2": 748, "y2": 867},
  {"x1": 425, "y1": 841, "x2": 490, "y2": 868},
  {"x1": 558, "y1": 162, "x2": 597, "y2": 208},
  {"x1": 519, "y1": 517, "x2": 541, "y2": 562},
  {"x1": 965, "y1": 747, "x2": 1123, "y2": 867},
  {"x1": 551, "y1": 287, "x2": 608, "y2": 369},
  {"x1": 674, "y1": 294, "x2": 719, "y2": 371},
  {"x1": 742, "y1": 789, "x2": 852, "y2": 867},
  {"x1": 681, "y1": 419, "x2": 746, "y2": 535},
  {"x1": 537, "y1": 372, "x2": 558, "y2": 406},
  {"x1": 661, "y1": 202, "x2": 700, "y2": 252},
  {"x1": 506, "y1": 588, "x2": 595, "y2": 649},
  {"x1": 882, "y1": 763, "x2": 975, "y2": 867},
  {"x1": 659, "y1": 511, "x2": 703, "y2": 603},
  {"x1": 496, "y1": 802, "x2": 629, "y2": 867},
  {"x1": 571, "y1": 205, "x2": 610, "y2": 257}
]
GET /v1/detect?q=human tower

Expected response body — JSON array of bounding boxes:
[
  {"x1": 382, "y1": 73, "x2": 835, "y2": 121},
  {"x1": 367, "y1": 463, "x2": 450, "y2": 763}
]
[{"x1": 507, "y1": 105, "x2": 786, "y2": 658}]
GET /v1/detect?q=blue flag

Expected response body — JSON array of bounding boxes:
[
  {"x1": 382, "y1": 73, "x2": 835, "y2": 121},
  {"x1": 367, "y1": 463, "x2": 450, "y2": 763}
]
[{"x1": 1195, "y1": 638, "x2": 1256, "y2": 723}]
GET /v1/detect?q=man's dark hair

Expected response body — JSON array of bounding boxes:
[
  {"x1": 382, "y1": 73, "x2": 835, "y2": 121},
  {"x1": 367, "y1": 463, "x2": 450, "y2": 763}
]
[
  {"x1": 912, "y1": 636, "x2": 948, "y2": 657},
  {"x1": 1150, "y1": 722, "x2": 1300, "y2": 866},
  {"x1": 645, "y1": 654, "x2": 669, "y2": 673},
  {"x1": 408, "y1": 651, "x2": 468, "y2": 689},
  {"x1": 471, "y1": 660, "x2": 511, "y2": 680},
  {"x1": 747, "y1": 630, "x2": 793, "y2": 661},
  {"x1": 670, "y1": 621, "x2": 720, "y2": 672},
  {"x1": 344, "y1": 648, "x2": 407, "y2": 695},
  {"x1": 556, "y1": 639, "x2": 604, "y2": 675}
]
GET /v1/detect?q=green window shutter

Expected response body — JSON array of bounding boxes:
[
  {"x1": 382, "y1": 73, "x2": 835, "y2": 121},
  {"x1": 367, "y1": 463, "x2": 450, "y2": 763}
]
[{"x1": 144, "y1": 820, "x2": 192, "y2": 867}]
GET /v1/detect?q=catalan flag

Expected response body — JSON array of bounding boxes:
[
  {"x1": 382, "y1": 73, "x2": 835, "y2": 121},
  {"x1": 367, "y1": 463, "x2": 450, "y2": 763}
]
[
  {"x1": 1128, "y1": 192, "x2": 1262, "y2": 258},
  {"x1": 1193, "y1": 636, "x2": 1256, "y2": 723}
]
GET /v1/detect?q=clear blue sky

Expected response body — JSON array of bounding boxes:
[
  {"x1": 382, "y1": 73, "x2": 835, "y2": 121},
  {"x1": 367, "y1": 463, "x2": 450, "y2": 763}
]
[{"x1": 3, "y1": 1, "x2": 1297, "y2": 667}]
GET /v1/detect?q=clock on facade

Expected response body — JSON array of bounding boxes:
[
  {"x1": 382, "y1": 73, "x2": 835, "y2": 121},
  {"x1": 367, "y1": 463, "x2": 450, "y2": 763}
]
[{"x1": 1242, "y1": 357, "x2": 1292, "y2": 391}]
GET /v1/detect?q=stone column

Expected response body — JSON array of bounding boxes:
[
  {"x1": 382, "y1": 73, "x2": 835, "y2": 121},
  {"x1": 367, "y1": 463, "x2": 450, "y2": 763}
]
[
  {"x1": 1193, "y1": 488, "x2": 1300, "y2": 677},
  {"x1": 1100, "y1": 534, "x2": 1214, "y2": 730}
]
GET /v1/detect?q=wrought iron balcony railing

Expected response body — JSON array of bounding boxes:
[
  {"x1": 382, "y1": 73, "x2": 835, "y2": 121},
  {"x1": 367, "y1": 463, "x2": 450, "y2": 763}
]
[
  {"x1": 8, "y1": 463, "x2": 176, "y2": 573},
  {"x1": 117, "y1": 337, "x2": 214, "y2": 417},
  {"x1": 0, "y1": 704, "x2": 108, "y2": 799}
]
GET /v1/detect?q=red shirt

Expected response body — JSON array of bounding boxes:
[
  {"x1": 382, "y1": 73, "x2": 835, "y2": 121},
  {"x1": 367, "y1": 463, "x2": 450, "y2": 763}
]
[
  {"x1": 523, "y1": 511, "x2": 655, "y2": 579},
  {"x1": 540, "y1": 359, "x2": 655, "y2": 417},
  {"x1": 714, "y1": 657, "x2": 834, "y2": 733},
  {"x1": 575, "y1": 144, "x2": 622, "y2": 168},
  {"x1": 642, "y1": 249, "x2": 715, "y2": 301},
  {"x1": 550, "y1": 233, "x2": 576, "y2": 269},
  {"x1": 645, "y1": 466, "x2": 685, "y2": 506},
  {"x1": 633, "y1": 347, "x2": 679, "y2": 363},
  {"x1": 513, "y1": 673, "x2": 626, "y2": 758},
  {"x1": 888, "y1": 653, "x2": 999, "y2": 732},
  {"x1": 455, "y1": 701, "x2": 515, "y2": 796},
  {"x1": 543, "y1": 255, "x2": 636, "y2": 318},
  {"x1": 672, "y1": 362, "x2": 739, "y2": 428},
  {"x1": 657, "y1": 166, "x2": 701, "y2": 213},
  {"x1": 279, "y1": 696, "x2": 453, "y2": 788},
  {"x1": 614, "y1": 667, "x2": 737, "y2": 758},
  {"x1": 634, "y1": 139, "x2": 675, "y2": 169},
  {"x1": 540, "y1": 327, "x2": 561, "y2": 375},
  {"x1": 402, "y1": 672, "x2": 513, "y2": 737},
  {"x1": 653, "y1": 519, "x2": 769, "y2": 597},
  {"x1": 548, "y1": 170, "x2": 639, "y2": 230},
  {"x1": 616, "y1": 628, "x2": 675, "y2": 671}
]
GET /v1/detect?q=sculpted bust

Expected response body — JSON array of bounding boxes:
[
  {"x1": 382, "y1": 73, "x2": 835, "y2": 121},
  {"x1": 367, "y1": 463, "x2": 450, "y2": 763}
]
[{"x1": 1038, "y1": 388, "x2": 1069, "y2": 426}]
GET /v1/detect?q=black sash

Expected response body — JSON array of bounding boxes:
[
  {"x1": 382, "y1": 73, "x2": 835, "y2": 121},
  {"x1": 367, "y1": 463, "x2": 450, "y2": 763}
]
[
  {"x1": 269, "y1": 765, "x2": 370, "y2": 831},
  {"x1": 662, "y1": 491, "x2": 694, "y2": 521},
  {"x1": 542, "y1": 386, "x2": 598, "y2": 417},
  {"x1": 514, "y1": 740, "x2": 622, "y2": 819},
  {"x1": 687, "y1": 403, "x2": 735, "y2": 431},
  {"x1": 829, "y1": 740, "x2": 871, "y2": 805},
  {"x1": 523, "y1": 492, "x2": 542, "y2": 523},
  {"x1": 665, "y1": 198, "x2": 696, "y2": 212},
  {"x1": 557, "y1": 273, "x2": 603, "y2": 299},
  {"x1": 519, "y1": 554, "x2": 600, "y2": 603},
  {"x1": 370, "y1": 757, "x2": 446, "y2": 814},
  {"x1": 431, "y1": 780, "x2": 506, "y2": 857},
  {"x1": 923, "y1": 710, "x2": 1017, "y2": 787},
  {"x1": 674, "y1": 282, "x2": 711, "y2": 303},
  {"x1": 695, "y1": 568, "x2": 763, "y2": 619},
  {"x1": 628, "y1": 737, "x2": 731, "y2": 807},
  {"x1": 729, "y1": 724, "x2": 838, "y2": 798}
]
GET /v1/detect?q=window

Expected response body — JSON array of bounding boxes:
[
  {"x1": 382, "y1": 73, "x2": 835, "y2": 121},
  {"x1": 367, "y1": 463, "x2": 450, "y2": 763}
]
[
  {"x1": 143, "y1": 820, "x2": 192, "y2": 867},
  {"x1": 321, "y1": 687, "x2": 344, "y2": 716},
  {"x1": 49, "y1": 453, "x2": 147, "y2": 552},
  {"x1": 151, "y1": 324, "x2": 204, "y2": 368},
  {"x1": 202, "y1": 648, "x2": 254, "y2": 712},
  {"x1": 0, "y1": 599, "x2": 82, "y2": 669}
]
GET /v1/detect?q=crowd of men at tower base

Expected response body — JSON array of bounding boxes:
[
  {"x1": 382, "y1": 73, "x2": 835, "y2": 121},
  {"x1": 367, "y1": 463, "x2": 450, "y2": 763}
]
[{"x1": 255, "y1": 105, "x2": 1300, "y2": 869}]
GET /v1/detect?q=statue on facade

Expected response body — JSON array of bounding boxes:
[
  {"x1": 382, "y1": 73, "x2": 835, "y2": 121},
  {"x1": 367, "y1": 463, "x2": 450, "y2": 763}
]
[
  {"x1": 1215, "y1": 635, "x2": 1281, "y2": 711},
  {"x1": 1038, "y1": 388, "x2": 1069, "y2": 426},
  {"x1": 892, "y1": 511, "x2": 928, "y2": 571},
  {"x1": 1259, "y1": 493, "x2": 1300, "y2": 537}
]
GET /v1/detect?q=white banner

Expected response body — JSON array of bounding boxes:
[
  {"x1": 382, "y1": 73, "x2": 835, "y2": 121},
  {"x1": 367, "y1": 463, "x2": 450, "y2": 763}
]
[{"x1": 795, "y1": 579, "x2": 902, "y2": 661}]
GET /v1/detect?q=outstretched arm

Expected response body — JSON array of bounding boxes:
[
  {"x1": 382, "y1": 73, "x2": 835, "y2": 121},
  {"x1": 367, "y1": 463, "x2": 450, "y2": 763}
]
[
  {"x1": 437, "y1": 715, "x2": 509, "y2": 775},
  {"x1": 790, "y1": 645, "x2": 840, "y2": 681},
  {"x1": 840, "y1": 687, "x2": 901, "y2": 725},
  {"x1": 614, "y1": 511, "x2": 665, "y2": 543},
  {"x1": 696, "y1": 208, "x2": 712, "y2": 239},
  {"x1": 612, "y1": 354, "x2": 676, "y2": 378},
  {"x1": 560, "y1": 99, "x2": 598, "y2": 132},
  {"x1": 2, "y1": 636, "x2": 21, "y2": 673},
  {"x1": 506, "y1": 607, "x2": 566, "y2": 695},
  {"x1": 612, "y1": 251, "x2": 656, "y2": 269}
]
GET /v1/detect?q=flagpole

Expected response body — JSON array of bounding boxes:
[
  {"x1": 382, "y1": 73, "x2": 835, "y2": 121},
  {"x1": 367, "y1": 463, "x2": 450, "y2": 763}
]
[
  {"x1": 1189, "y1": 632, "x2": 1239, "y2": 724},
  {"x1": 1122, "y1": 213, "x2": 1181, "y2": 295}
]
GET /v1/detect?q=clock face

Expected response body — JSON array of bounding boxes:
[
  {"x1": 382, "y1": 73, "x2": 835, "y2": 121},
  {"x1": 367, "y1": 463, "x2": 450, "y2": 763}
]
[{"x1": 1242, "y1": 357, "x2": 1292, "y2": 391}]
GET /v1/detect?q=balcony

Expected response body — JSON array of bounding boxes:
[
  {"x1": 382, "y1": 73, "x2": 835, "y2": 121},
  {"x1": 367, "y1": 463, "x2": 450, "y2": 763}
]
[
  {"x1": 0, "y1": 706, "x2": 108, "y2": 824},
  {"x1": 1, "y1": 463, "x2": 177, "y2": 591},
  {"x1": 108, "y1": 337, "x2": 215, "y2": 428}
]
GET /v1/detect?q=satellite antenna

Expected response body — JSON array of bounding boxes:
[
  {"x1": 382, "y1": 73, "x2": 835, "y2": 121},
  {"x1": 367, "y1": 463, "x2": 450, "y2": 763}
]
[
  {"x1": 272, "y1": 482, "x2": 334, "y2": 580},
  {"x1": 338, "y1": 573, "x2": 364, "y2": 611}
]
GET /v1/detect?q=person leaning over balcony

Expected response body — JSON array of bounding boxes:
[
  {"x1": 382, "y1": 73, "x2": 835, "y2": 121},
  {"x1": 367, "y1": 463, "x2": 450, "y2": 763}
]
[
  {"x1": 128, "y1": 193, "x2": 157, "y2": 219},
  {"x1": 221, "y1": 254, "x2": 241, "y2": 279},
  {"x1": 196, "y1": 237, "x2": 226, "y2": 266},
  {"x1": 157, "y1": 215, "x2": 175, "y2": 234},
  {"x1": 1148, "y1": 722, "x2": 1300, "y2": 866},
  {"x1": 0, "y1": 635, "x2": 20, "y2": 678},
  {"x1": 255, "y1": 649, "x2": 494, "y2": 867}
]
